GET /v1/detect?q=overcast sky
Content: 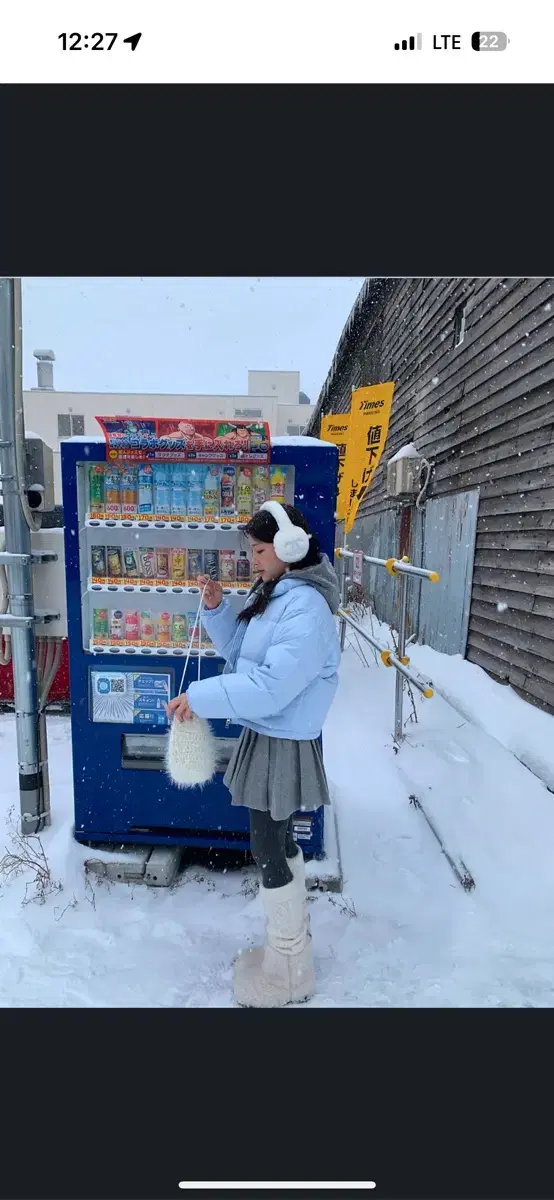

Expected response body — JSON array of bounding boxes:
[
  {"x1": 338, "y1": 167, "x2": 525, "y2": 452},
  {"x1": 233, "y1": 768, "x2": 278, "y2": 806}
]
[{"x1": 21, "y1": 277, "x2": 365, "y2": 401}]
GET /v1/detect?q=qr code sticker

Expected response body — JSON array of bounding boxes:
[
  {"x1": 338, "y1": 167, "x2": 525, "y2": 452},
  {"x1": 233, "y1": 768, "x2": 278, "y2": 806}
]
[{"x1": 110, "y1": 678, "x2": 125, "y2": 693}]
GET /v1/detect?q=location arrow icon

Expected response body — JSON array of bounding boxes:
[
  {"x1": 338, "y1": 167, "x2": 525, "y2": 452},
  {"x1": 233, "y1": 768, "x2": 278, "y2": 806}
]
[{"x1": 123, "y1": 33, "x2": 142, "y2": 51}]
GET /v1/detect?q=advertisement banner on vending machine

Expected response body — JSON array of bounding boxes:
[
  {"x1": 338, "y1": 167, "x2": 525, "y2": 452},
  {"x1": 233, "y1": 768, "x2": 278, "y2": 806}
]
[
  {"x1": 95, "y1": 416, "x2": 271, "y2": 464},
  {"x1": 90, "y1": 669, "x2": 171, "y2": 725}
]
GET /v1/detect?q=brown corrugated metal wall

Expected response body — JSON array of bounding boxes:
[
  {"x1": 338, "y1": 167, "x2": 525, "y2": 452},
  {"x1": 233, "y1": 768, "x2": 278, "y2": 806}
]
[{"x1": 309, "y1": 277, "x2": 554, "y2": 713}]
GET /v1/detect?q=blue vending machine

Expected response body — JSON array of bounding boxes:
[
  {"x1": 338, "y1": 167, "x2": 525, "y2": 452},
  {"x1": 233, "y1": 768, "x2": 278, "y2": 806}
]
[{"x1": 61, "y1": 416, "x2": 338, "y2": 858}]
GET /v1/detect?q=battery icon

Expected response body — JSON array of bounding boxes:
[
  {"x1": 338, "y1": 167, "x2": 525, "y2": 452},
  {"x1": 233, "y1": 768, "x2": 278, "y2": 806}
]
[{"x1": 471, "y1": 31, "x2": 509, "y2": 50}]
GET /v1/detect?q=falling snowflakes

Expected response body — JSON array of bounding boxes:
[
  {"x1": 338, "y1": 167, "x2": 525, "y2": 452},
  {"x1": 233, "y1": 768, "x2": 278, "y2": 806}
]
[{"x1": 497, "y1": 602, "x2": 508, "y2": 614}]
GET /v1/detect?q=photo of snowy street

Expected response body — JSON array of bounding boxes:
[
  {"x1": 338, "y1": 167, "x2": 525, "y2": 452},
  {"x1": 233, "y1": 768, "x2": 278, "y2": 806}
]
[{"x1": 3, "y1": 275, "x2": 554, "y2": 1009}]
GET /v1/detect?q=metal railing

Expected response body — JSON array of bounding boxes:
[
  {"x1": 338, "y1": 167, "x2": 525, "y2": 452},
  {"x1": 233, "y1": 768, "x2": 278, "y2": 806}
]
[{"x1": 336, "y1": 545, "x2": 440, "y2": 743}]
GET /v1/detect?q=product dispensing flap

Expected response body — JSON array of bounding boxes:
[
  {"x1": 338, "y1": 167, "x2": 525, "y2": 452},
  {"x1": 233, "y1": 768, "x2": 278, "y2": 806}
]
[{"x1": 95, "y1": 416, "x2": 271, "y2": 464}]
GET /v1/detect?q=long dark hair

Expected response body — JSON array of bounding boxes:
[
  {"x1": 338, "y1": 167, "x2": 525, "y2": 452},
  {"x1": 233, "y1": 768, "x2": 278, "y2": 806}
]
[{"x1": 237, "y1": 504, "x2": 321, "y2": 623}]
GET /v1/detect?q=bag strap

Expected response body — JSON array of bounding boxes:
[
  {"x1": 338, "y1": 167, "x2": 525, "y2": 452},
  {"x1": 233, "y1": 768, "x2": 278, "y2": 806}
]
[{"x1": 177, "y1": 582, "x2": 208, "y2": 696}]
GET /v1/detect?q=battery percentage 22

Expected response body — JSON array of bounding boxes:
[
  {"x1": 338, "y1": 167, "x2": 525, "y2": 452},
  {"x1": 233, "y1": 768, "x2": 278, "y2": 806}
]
[{"x1": 471, "y1": 31, "x2": 509, "y2": 50}]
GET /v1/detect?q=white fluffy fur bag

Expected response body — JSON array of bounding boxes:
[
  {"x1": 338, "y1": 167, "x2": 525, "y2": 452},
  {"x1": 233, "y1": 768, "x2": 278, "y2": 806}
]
[
  {"x1": 165, "y1": 584, "x2": 217, "y2": 789},
  {"x1": 165, "y1": 713, "x2": 217, "y2": 788}
]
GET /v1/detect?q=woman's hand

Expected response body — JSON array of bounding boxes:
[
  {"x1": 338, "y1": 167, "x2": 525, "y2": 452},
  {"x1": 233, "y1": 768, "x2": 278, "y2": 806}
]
[
  {"x1": 198, "y1": 574, "x2": 223, "y2": 610},
  {"x1": 167, "y1": 693, "x2": 195, "y2": 722}
]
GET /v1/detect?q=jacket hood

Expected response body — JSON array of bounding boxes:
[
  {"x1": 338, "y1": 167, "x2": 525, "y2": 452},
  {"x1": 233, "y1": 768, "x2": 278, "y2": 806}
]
[{"x1": 280, "y1": 553, "x2": 341, "y2": 613}]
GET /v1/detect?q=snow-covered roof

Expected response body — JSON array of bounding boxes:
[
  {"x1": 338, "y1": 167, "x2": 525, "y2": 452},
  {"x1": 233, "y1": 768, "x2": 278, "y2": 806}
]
[
  {"x1": 66, "y1": 434, "x2": 105, "y2": 443},
  {"x1": 271, "y1": 435, "x2": 336, "y2": 449}
]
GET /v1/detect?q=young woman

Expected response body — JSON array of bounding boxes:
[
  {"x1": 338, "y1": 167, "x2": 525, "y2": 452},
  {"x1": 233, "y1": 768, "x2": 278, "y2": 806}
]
[{"x1": 167, "y1": 502, "x2": 341, "y2": 1008}]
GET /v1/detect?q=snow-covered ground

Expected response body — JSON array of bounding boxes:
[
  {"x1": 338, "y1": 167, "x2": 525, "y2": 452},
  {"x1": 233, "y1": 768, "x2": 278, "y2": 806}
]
[{"x1": 2, "y1": 619, "x2": 554, "y2": 1007}]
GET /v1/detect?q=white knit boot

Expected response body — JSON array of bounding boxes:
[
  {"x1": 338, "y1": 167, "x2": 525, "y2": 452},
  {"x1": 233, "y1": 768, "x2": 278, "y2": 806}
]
[
  {"x1": 234, "y1": 871, "x2": 315, "y2": 1008},
  {"x1": 236, "y1": 849, "x2": 308, "y2": 971}
]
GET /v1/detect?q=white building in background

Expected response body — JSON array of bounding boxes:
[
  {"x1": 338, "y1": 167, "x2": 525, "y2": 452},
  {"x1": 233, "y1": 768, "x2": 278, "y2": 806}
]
[{"x1": 24, "y1": 354, "x2": 312, "y2": 504}]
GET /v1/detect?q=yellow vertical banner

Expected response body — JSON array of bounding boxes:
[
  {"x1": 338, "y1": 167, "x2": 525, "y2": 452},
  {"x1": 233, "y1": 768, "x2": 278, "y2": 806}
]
[
  {"x1": 320, "y1": 413, "x2": 351, "y2": 521},
  {"x1": 343, "y1": 383, "x2": 395, "y2": 533}
]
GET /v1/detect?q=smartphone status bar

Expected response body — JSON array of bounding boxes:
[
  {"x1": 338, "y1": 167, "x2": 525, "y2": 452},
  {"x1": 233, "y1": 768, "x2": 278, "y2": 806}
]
[{"x1": 0, "y1": 1, "x2": 550, "y2": 82}]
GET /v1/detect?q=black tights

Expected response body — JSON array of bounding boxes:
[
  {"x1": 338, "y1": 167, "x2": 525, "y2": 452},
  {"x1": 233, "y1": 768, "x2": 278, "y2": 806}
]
[{"x1": 249, "y1": 809, "x2": 299, "y2": 889}]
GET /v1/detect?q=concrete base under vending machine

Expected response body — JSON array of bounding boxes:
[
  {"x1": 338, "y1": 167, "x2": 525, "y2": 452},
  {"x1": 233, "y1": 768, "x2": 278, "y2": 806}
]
[{"x1": 83, "y1": 804, "x2": 342, "y2": 891}]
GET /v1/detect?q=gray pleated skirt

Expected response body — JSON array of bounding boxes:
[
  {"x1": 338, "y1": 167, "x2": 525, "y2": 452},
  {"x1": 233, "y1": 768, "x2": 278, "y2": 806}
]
[{"x1": 223, "y1": 727, "x2": 331, "y2": 822}]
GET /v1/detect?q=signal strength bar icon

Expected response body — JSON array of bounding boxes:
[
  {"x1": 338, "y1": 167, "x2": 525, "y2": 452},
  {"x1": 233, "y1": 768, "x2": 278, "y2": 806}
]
[{"x1": 394, "y1": 34, "x2": 423, "y2": 50}]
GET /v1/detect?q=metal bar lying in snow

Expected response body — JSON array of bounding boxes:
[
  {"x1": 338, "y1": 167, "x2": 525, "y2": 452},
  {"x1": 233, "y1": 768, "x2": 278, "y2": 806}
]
[{"x1": 409, "y1": 794, "x2": 476, "y2": 892}]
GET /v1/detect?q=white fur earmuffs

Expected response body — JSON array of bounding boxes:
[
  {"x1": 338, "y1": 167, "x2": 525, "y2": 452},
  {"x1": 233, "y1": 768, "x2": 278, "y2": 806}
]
[
  {"x1": 166, "y1": 584, "x2": 217, "y2": 789},
  {"x1": 260, "y1": 500, "x2": 311, "y2": 564}
]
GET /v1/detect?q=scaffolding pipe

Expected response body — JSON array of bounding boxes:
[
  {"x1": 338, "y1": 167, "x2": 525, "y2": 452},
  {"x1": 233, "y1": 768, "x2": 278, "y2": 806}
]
[
  {"x1": 337, "y1": 546, "x2": 439, "y2": 583},
  {"x1": 338, "y1": 606, "x2": 387, "y2": 655},
  {"x1": 337, "y1": 606, "x2": 434, "y2": 699},
  {"x1": 388, "y1": 653, "x2": 434, "y2": 698}
]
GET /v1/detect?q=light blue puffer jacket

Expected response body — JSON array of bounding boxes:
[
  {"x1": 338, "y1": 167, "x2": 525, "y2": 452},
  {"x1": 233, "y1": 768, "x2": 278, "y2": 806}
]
[{"x1": 186, "y1": 555, "x2": 341, "y2": 740}]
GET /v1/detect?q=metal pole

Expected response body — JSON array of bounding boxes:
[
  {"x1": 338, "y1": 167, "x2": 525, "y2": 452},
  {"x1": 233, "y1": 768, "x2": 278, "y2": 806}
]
[
  {"x1": 0, "y1": 278, "x2": 45, "y2": 834},
  {"x1": 339, "y1": 528, "x2": 348, "y2": 651},
  {"x1": 394, "y1": 570, "x2": 409, "y2": 744}
]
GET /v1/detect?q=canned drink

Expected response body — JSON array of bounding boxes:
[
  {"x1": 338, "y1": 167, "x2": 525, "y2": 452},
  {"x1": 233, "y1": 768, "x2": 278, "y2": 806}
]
[
  {"x1": 104, "y1": 466, "x2": 121, "y2": 518},
  {"x1": 187, "y1": 548, "x2": 204, "y2": 583},
  {"x1": 89, "y1": 465, "x2": 105, "y2": 514},
  {"x1": 107, "y1": 546, "x2": 123, "y2": 579},
  {"x1": 92, "y1": 608, "x2": 109, "y2": 642},
  {"x1": 203, "y1": 549, "x2": 219, "y2": 581},
  {"x1": 270, "y1": 465, "x2": 287, "y2": 504},
  {"x1": 120, "y1": 465, "x2": 138, "y2": 518},
  {"x1": 155, "y1": 548, "x2": 170, "y2": 579},
  {"x1": 220, "y1": 466, "x2": 236, "y2": 520},
  {"x1": 156, "y1": 612, "x2": 171, "y2": 646},
  {"x1": 186, "y1": 466, "x2": 205, "y2": 521},
  {"x1": 137, "y1": 463, "x2": 154, "y2": 517},
  {"x1": 171, "y1": 464, "x2": 188, "y2": 517},
  {"x1": 236, "y1": 467, "x2": 253, "y2": 519},
  {"x1": 220, "y1": 549, "x2": 237, "y2": 583},
  {"x1": 153, "y1": 464, "x2": 172, "y2": 517},
  {"x1": 171, "y1": 614, "x2": 188, "y2": 646},
  {"x1": 187, "y1": 611, "x2": 201, "y2": 647},
  {"x1": 109, "y1": 610, "x2": 124, "y2": 642},
  {"x1": 201, "y1": 622, "x2": 214, "y2": 649},
  {"x1": 252, "y1": 465, "x2": 269, "y2": 510},
  {"x1": 203, "y1": 467, "x2": 221, "y2": 522},
  {"x1": 219, "y1": 549, "x2": 236, "y2": 583},
  {"x1": 124, "y1": 611, "x2": 140, "y2": 643},
  {"x1": 138, "y1": 547, "x2": 156, "y2": 579},
  {"x1": 91, "y1": 545, "x2": 107, "y2": 578},
  {"x1": 123, "y1": 548, "x2": 139, "y2": 578},
  {"x1": 170, "y1": 548, "x2": 186, "y2": 582},
  {"x1": 140, "y1": 611, "x2": 155, "y2": 645}
]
